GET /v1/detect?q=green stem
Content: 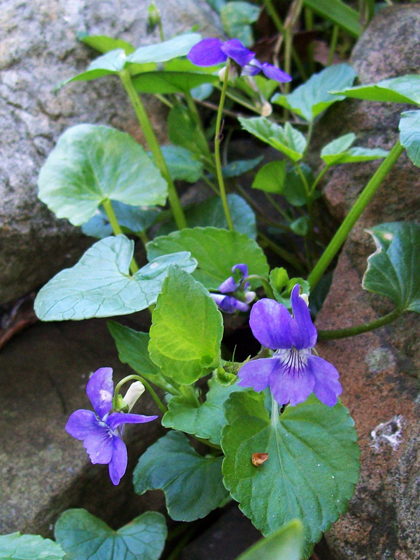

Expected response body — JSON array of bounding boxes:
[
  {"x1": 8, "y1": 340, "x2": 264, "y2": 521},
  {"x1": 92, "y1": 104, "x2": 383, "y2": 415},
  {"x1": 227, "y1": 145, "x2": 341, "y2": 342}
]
[
  {"x1": 265, "y1": 192, "x2": 291, "y2": 223},
  {"x1": 305, "y1": 7, "x2": 315, "y2": 75},
  {"x1": 114, "y1": 374, "x2": 167, "y2": 415},
  {"x1": 294, "y1": 161, "x2": 310, "y2": 197},
  {"x1": 214, "y1": 60, "x2": 234, "y2": 231},
  {"x1": 215, "y1": 85, "x2": 264, "y2": 115},
  {"x1": 102, "y1": 199, "x2": 139, "y2": 274},
  {"x1": 317, "y1": 309, "x2": 402, "y2": 340},
  {"x1": 245, "y1": 275, "x2": 275, "y2": 300},
  {"x1": 233, "y1": 182, "x2": 290, "y2": 232},
  {"x1": 154, "y1": 93, "x2": 173, "y2": 108},
  {"x1": 310, "y1": 165, "x2": 330, "y2": 196},
  {"x1": 327, "y1": 25, "x2": 339, "y2": 66},
  {"x1": 258, "y1": 231, "x2": 305, "y2": 272},
  {"x1": 119, "y1": 69, "x2": 187, "y2": 230},
  {"x1": 308, "y1": 140, "x2": 405, "y2": 289}
]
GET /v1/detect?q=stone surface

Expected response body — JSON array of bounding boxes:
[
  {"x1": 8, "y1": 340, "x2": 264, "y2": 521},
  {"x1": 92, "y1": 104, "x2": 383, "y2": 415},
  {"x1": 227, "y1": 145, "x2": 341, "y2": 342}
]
[
  {"x1": 313, "y1": 6, "x2": 420, "y2": 559},
  {"x1": 0, "y1": 0, "x2": 222, "y2": 306}
]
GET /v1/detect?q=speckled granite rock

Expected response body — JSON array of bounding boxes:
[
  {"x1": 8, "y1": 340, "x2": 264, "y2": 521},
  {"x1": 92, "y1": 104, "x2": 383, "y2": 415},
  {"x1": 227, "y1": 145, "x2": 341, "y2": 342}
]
[
  {"x1": 0, "y1": 0, "x2": 222, "y2": 306},
  {"x1": 313, "y1": 6, "x2": 420, "y2": 559}
]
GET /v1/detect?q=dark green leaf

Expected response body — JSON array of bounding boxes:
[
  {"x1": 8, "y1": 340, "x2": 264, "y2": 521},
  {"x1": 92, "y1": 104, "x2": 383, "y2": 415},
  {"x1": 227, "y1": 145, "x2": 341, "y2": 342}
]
[
  {"x1": 168, "y1": 104, "x2": 210, "y2": 157},
  {"x1": 127, "y1": 33, "x2": 201, "y2": 64},
  {"x1": 235, "y1": 519, "x2": 303, "y2": 560},
  {"x1": 399, "y1": 110, "x2": 420, "y2": 167},
  {"x1": 160, "y1": 145, "x2": 203, "y2": 182},
  {"x1": 222, "y1": 156, "x2": 264, "y2": 178},
  {"x1": 282, "y1": 163, "x2": 313, "y2": 207},
  {"x1": 146, "y1": 227, "x2": 269, "y2": 290},
  {"x1": 34, "y1": 236, "x2": 197, "y2": 321},
  {"x1": 55, "y1": 510, "x2": 166, "y2": 560},
  {"x1": 0, "y1": 533, "x2": 64, "y2": 560},
  {"x1": 290, "y1": 216, "x2": 309, "y2": 236},
  {"x1": 272, "y1": 64, "x2": 356, "y2": 122},
  {"x1": 38, "y1": 124, "x2": 167, "y2": 226},
  {"x1": 79, "y1": 34, "x2": 135, "y2": 54},
  {"x1": 220, "y1": 2, "x2": 260, "y2": 47},
  {"x1": 363, "y1": 222, "x2": 420, "y2": 312},
  {"x1": 222, "y1": 392, "x2": 360, "y2": 558},
  {"x1": 252, "y1": 161, "x2": 287, "y2": 193},
  {"x1": 133, "y1": 431, "x2": 229, "y2": 521},
  {"x1": 302, "y1": 0, "x2": 360, "y2": 37},
  {"x1": 82, "y1": 202, "x2": 160, "y2": 239},
  {"x1": 132, "y1": 71, "x2": 218, "y2": 93},
  {"x1": 333, "y1": 75, "x2": 420, "y2": 104}
]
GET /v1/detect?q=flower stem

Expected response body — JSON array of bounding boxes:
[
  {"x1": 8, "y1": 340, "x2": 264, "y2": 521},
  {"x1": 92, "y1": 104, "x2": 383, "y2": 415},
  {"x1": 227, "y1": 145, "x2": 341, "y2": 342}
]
[
  {"x1": 317, "y1": 308, "x2": 402, "y2": 340},
  {"x1": 102, "y1": 199, "x2": 139, "y2": 274},
  {"x1": 245, "y1": 275, "x2": 275, "y2": 300},
  {"x1": 119, "y1": 69, "x2": 187, "y2": 230},
  {"x1": 114, "y1": 374, "x2": 167, "y2": 414},
  {"x1": 258, "y1": 231, "x2": 305, "y2": 273},
  {"x1": 308, "y1": 140, "x2": 405, "y2": 289},
  {"x1": 214, "y1": 59, "x2": 234, "y2": 231}
]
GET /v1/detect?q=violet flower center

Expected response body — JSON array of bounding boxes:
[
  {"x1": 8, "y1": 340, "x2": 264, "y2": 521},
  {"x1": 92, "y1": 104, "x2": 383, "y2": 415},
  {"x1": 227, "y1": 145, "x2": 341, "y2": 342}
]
[{"x1": 275, "y1": 347, "x2": 310, "y2": 377}]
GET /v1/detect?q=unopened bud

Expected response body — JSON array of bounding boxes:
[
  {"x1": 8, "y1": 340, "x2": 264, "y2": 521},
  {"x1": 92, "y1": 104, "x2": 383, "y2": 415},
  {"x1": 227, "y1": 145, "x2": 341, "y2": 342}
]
[
  {"x1": 261, "y1": 101, "x2": 272, "y2": 117},
  {"x1": 300, "y1": 293, "x2": 309, "y2": 306},
  {"x1": 218, "y1": 65, "x2": 238, "y2": 82},
  {"x1": 123, "y1": 381, "x2": 145, "y2": 411},
  {"x1": 147, "y1": 3, "x2": 161, "y2": 34},
  {"x1": 245, "y1": 291, "x2": 256, "y2": 305}
]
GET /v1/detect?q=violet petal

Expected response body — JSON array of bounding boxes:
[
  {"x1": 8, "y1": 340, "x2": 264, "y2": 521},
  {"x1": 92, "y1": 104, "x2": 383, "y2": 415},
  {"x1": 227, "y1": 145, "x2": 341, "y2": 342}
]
[
  {"x1": 269, "y1": 356, "x2": 315, "y2": 407},
  {"x1": 65, "y1": 409, "x2": 99, "y2": 440},
  {"x1": 107, "y1": 412, "x2": 158, "y2": 430},
  {"x1": 249, "y1": 298, "x2": 292, "y2": 350},
  {"x1": 221, "y1": 39, "x2": 255, "y2": 67},
  {"x1": 232, "y1": 263, "x2": 248, "y2": 278},
  {"x1": 238, "y1": 357, "x2": 275, "y2": 392},
  {"x1": 242, "y1": 59, "x2": 262, "y2": 76},
  {"x1": 289, "y1": 285, "x2": 317, "y2": 350},
  {"x1": 86, "y1": 367, "x2": 113, "y2": 419},
  {"x1": 83, "y1": 426, "x2": 114, "y2": 465},
  {"x1": 307, "y1": 355, "x2": 342, "y2": 407},
  {"x1": 261, "y1": 63, "x2": 292, "y2": 83},
  {"x1": 188, "y1": 38, "x2": 227, "y2": 66},
  {"x1": 219, "y1": 276, "x2": 238, "y2": 294},
  {"x1": 108, "y1": 436, "x2": 128, "y2": 485}
]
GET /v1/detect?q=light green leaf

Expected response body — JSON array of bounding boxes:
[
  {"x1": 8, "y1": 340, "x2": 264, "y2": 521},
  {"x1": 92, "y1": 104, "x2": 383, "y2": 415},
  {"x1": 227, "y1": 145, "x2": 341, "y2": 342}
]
[
  {"x1": 55, "y1": 510, "x2": 166, "y2": 560},
  {"x1": 0, "y1": 533, "x2": 64, "y2": 560},
  {"x1": 399, "y1": 110, "x2": 420, "y2": 167},
  {"x1": 333, "y1": 75, "x2": 420, "y2": 105},
  {"x1": 160, "y1": 145, "x2": 203, "y2": 182},
  {"x1": 363, "y1": 222, "x2": 420, "y2": 313},
  {"x1": 252, "y1": 161, "x2": 287, "y2": 193},
  {"x1": 107, "y1": 321, "x2": 175, "y2": 393},
  {"x1": 132, "y1": 71, "x2": 218, "y2": 94},
  {"x1": 149, "y1": 267, "x2": 223, "y2": 384},
  {"x1": 290, "y1": 216, "x2": 309, "y2": 236},
  {"x1": 38, "y1": 124, "x2": 168, "y2": 226},
  {"x1": 222, "y1": 156, "x2": 264, "y2": 178},
  {"x1": 302, "y1": 0, "x2": 360, "y2": 37},
  {"x1": 133, "y1": 431, "x2": 229, "y2": 521},
  {"x1": 321, "y1": 133, "x2": 388, "y2": 165},
  {"x1": 34, "y1": 236, "x2": 197, "y2": 321},
  {"x1": 79, "y1": 34, "x2": 136, "y2": 54},
  {"x1": 235, "y1": 519, "x2": 303, "y2": 560},
  {"x1": 168, "y1": 104, "x2": 210, "y2": 157},
  {"x1": 146, "y1": 227, "x2": 269, "y2": 290},
  {"x1": 222, "y1": 392, "x2": 360, "y2": 559},
  {"x1": 162, "y1": 375, "x2": 245, "y2": 444},
  {"x1": 272, "y1": 64, "x2": 356, "y2": 122},
  {"x1": 60, "y1": 49, "x2": 128, "y2": 86},
  {"x1": 239, "y1": 117, "x2": 306, "y2": 162},
  {"x1": 220, "y1": 2, "x2": 260, "y2": 47},
  {"x1": 127, "y1": 33, "x2": 201, "y2": 64}
]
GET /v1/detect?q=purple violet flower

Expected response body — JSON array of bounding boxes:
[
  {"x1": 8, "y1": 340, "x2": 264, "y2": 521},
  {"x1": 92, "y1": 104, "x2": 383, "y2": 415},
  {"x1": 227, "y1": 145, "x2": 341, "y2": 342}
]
[
  {"x1": 238, "y1": 285, "x2": 342, "y2": 407},
  {"x1": 188, "y1": 38, "x2": 292, "y2": 83},
  {"x1": 65, "y1": 368, "x2": 157, "y2": 485},
  {"x1": 210, "y1": 263, "x2": 256, "y2": 314}
]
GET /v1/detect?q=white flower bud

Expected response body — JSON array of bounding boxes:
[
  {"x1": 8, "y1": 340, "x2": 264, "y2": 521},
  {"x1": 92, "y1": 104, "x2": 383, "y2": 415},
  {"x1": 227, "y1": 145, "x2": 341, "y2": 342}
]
[
  {"x1": 123, "y1": 381, "x2": 145, "y2": 412},
  {"x1": 218, "y1": 65, "x2": 238, "y2": 82},
  {"x1": 261, "y1": 102, "x2": 272, "y2": 117}
]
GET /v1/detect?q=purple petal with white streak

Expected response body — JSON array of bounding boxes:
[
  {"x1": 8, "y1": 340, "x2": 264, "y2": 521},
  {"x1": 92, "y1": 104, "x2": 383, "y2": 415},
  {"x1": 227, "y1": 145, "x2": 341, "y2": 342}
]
[
  {"x1": 108, "y1": 436, "x2": 128, "y2": 485},
  {"x1": 307, "y1": 354, "x2": 342, "y2": 407},
  {"x1": 238, "y1": 358, "x2": 275, "y2": 392},
  {"x1": 289, "y1": 285, "x2": 317, "y2": 350},
  {"x1": 249, "y1": 298, "x2": 292, "y2": 350},
  {"x1": 242, "y1": 59, "x2": 262, "y2": 76},
  {"x1": 269, "y1": 357, "x2": 315, "y2": 406},
  {"x1": 221, "y1": 39, "x2": 255, "y2": 67},
  {"x1": 219, "y1": 276, "x2": 238, "y2": 293},
  {"x1": 188, "y1": 38, "x2": 227, "y2": 66},
  {"x1": 107, "y1": 412, "x2": 158, "y2": 430},
  {"x1": 83, "y1": 425, "x2": 114, "y2": 464},
  {"x1": 261, "y1": 63, "x2": 292, "y2": 83},
  {"x1": 65, "y1": 409, "x2": 99, "y2": 440},
  {"x1": 86, "y1": 367, "x2": 113, "y2": 419}
]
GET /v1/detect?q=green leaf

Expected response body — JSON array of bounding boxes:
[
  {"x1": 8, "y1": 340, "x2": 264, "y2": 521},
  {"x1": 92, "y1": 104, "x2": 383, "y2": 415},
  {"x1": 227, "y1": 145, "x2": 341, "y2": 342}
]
[
  {"x1": 222, "y1": 156, "x2": 264, "y2": 178},
  {"x1": 222, "y1": 392, "x2": 360, "y2": 558},
  {"x1": 61, "y1": 49, "x2": 128, "y2": 86},
  {"x1": 363, "y1": 222, "x2": 420, "y2": 313},
  {"x1": 149, "y1": 267, "x2": 223, "y2": 384},
  {"x1": 302, "y1": 0, "x2": 360, "y2": 37},
  {"x1": 272, "y1": 64, "x2": 356, "y2": 122},
  {"x1": 220, "y1": 2, "x2": 260, "y2": 47},
  {"x1": 82, "y1": 202, "x2": 160, "y2": 239},
  {"x1": 235, "y1": 519, "x2": 303, "y2": 560},
  {"x1": 333, "y1": 75, "x2": 420, "y2": 105},
  {"x1": 282, "y1": 163, "x2": 313, "y2": 207},
  {"x1": 399, "y1": 110, "x2": 420, "y2": 167},
  {"x1": 160, "y1": 145, "x2": 203, "y2": 182},
  {"x1": 127, "y1": 33, "x2": 201, "y2": 64},
  {"x1": 269, "y1": 269, "x2": 310, "y2": 308},
  {"x1": 34, "y1": 236, "x2": 197, "y2": 321},
  {"x1": 133, "y1": 431, "x2": 229, "y2": 521},
  {"x1": 0, "y1": 533, "x2": 64, "y2": 560},
  {"x1": 290, "y1": 216, "x2": 309, "y2": 236},
  {"x1": 55, "y1": 510, "x2": 166, "y2": 560},
  {"x1": 38, "y1": 124, "x2": 168, "y2": 226},
  {"x1": 168, "y1": 104, "x2": 210, "y2": 157},
  {"x1": 79, "y1": 34, "x2": 136, "y2": 54},
  {"x1": 252, "y1": 161, "x2": 287, "y2": 193},
  {"x1": 132, "y1": 71, "x2": 218, "y2": 94},
  {"x1": 239, "y1": 117, "x2": 306, "y2": 162},
  {"x1": 107, "y1": 321, "x2": 175, "y2": 393},
  {"x1": 162, "y1": 375, "x2": 245, "y2": 444},
  {"x1": 321, "y1": 133, "x2": 388, "y2": 165},
  {"x1": 146, "y1": 227, "x2": 269, "y2": 290}
]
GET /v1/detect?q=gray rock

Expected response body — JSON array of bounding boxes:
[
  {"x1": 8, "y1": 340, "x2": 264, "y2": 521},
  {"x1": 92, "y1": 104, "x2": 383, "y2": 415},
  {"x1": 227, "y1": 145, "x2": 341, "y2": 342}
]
[
  {"x1": 312, "y1": 6, "x2": 420, "y2": 559},
  {"x1": 0, "y1": 0, "x2": 222, "y2": 306}
]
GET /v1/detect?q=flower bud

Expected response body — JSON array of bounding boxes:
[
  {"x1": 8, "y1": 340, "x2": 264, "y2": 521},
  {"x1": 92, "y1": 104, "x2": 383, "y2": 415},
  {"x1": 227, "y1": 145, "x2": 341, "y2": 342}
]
[
  {"x1": 261, "y1": 101, "x2": 272, "y2": 117},
  {"x1": 147, "y1": 3, "x2": 161, "y2": 34},
  {"x1": 218, "y1": 65, "x2": 238, "y2": 82},
  {"x1": 123, "y1": 381, "x2": 145, "y2": 411}
]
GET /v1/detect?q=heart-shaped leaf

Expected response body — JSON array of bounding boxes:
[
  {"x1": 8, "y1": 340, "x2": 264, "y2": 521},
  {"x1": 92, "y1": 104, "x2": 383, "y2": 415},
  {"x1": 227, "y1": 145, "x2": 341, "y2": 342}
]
[
  {"x1": 222, "y1": 392, "x2": 360, "y2": 558},
  {"x1": 363, "y1": 222, "x2": 420, "y2": 313},
  {"x1": 159, "y1": 145, "x2": 203, "y2": 182},
  {"x1": 132, "y1": 71, "x2": 219, "y2": 94},
  {"x1": 0, "y1": 533, "x2": 64, "y2": 560},
  {"x1": 321, "y1": 133, "x2": 388, "y2": 166},
  {"x1": 272, "y1": 63, "x2": 356, "y2": 122},
  {"x1": 220, "y1": 1, "x2": 260, "y2": 47},
  {"x1": 332, "y1": 74, "x2": 420, "y2": 105},
  {"x1": 235, "y1": 519, "x2": 303, "y2": 560},
  {"x1": 55, "y1": 510, "x2": 166, "y2": 560},
  {"x1": 34, "y1": 236, "x2": 197, "y2": 321},
  {"x1": 133, "y1": 431, "x2": 229, "y2": 521},
  {"x1": 399, "y1": 110, "x2": 420, "y2": 167},
  {"x1": 38, "y1": 124, "x2": 168, "y2": 226},
  {"x1": 149, "y1": 267, "x2": 223, "y2": 385},
  {"x1": 252, "y1": 161, "x2": 287, "y2": 193},
  {"x1": 146, "y1": 227, "x2": 269, "y2": 290},
  {"x1": 127, "y1": 33, "x2": 201, "y2": 64}
]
